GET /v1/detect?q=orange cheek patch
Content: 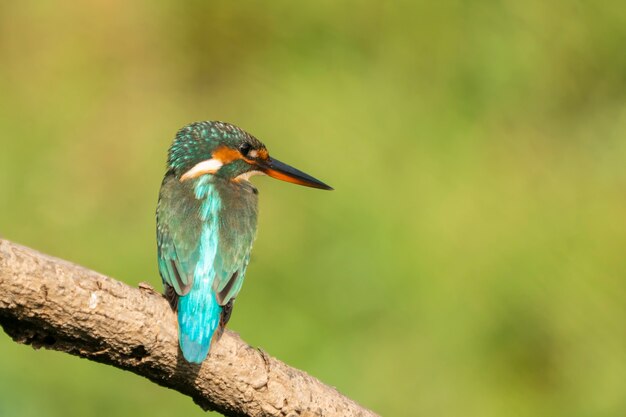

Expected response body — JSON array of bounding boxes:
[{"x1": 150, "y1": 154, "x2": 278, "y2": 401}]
[
  {"x1": 212, "y1": 145, "x2": 266, "y2": 165},
  {"x1": 212, "y1": 146, "x2": 242, "y2": 164}
]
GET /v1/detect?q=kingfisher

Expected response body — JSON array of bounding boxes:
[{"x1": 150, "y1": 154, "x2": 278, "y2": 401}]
[{"x1": 156, "y1": 121, "x2": 332, "y2": 364}]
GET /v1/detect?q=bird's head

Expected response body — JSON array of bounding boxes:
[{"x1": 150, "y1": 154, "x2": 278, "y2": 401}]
[{"x1": 167, "y1": 121, "x2": 332, "y2": 190}]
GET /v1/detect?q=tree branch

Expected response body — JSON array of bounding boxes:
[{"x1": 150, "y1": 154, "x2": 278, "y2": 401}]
[{"x1": 0, "y1": 239, "x2": 378, "y2": 417}]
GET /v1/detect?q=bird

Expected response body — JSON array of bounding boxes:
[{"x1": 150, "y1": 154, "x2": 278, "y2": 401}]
[{"x1": 156, "y1": 121, "x2": 332, "y2": 364}]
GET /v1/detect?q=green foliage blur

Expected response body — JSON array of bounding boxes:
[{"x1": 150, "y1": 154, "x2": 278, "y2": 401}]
[{"x1": 1, "y1": 1, "x2": 625, "y2": 416}]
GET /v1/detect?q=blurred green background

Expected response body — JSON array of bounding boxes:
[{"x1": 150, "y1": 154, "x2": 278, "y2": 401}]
[{"x1": 1, "y1": 1, "x2": 625, "y2": 416}]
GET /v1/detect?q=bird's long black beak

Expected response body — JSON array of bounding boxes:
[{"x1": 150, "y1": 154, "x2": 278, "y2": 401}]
[{"x1": 258, "y1": 158, "x2": 333, "y2": 190}]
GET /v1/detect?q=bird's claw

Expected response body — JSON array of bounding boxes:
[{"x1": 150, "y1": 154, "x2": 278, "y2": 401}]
[{"x1": 138, "y1": 281, "x2": 160, "y2": 295}]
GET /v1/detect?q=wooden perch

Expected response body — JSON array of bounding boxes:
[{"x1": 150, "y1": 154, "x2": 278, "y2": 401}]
[{"x1": 0, "y1": 239, "x2": 378, "y2": 417}]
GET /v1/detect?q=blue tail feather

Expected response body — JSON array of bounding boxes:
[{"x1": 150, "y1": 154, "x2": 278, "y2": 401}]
[{"x1": 177, "y1": 289, "x2": 222, "y2": 364}]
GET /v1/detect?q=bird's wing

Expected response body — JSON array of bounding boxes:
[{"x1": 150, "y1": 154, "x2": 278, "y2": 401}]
[
  {"x1": 157, "y1": 223, "x2": 195, "y2": 296},
  {"x1": 159, "y1": 222, "x2": 253, "y2": 303},
  {"x1": 212, "y1": 237, "x2": 253, "y2": 306},
  {"x1": 212, "y1": 186, "x2": 258, "y2": 306},
  {"x1": 156, "y1": 176, "x2": 203, "y2": 296},
  {"x1": 157, "y1": 175, "x2": 257, "y2": 304}
]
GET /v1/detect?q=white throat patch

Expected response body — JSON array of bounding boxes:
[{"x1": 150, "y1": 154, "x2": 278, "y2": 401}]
[
  {"x1": 235, "y1": 170, "x2": 265, "y2": 182},
  {"x1": 180, "y1": 158, "x2": 224, "y2": 182}
]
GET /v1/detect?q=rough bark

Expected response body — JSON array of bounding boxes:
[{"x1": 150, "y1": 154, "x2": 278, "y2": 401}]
[{"x1": 0, "y1": 239, "x2": 378, "y2": 417}]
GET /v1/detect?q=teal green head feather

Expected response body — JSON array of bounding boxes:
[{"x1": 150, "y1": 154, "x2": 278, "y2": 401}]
[{"x1": 156, "y1": 121, "x2": 332, "y2": 363}]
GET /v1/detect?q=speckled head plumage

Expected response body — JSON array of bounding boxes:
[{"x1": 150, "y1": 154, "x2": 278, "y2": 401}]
[
  {"x1": 167, "y1": 121, "x2": 265, "y2": 179},
  {"x1": 167, "y1": 121, "x2": 333, "y2": 190}
]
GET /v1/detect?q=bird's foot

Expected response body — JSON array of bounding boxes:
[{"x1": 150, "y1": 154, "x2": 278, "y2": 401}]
[{"x1": 138, "y1": 281, "x2": 160, "y2": 295}]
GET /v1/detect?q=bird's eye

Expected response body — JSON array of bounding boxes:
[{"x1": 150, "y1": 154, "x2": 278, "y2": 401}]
[{"x1": 239, "y1": 143, "x2": 252, "y2": 157}]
